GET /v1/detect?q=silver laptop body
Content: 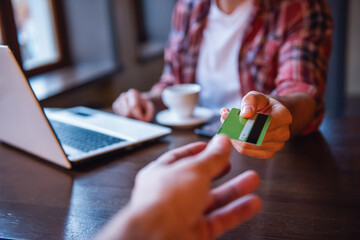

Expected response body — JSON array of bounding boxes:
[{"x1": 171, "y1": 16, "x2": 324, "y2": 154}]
[{"x1": 0, "y1": 46, "x2": 171, "y2": 169}]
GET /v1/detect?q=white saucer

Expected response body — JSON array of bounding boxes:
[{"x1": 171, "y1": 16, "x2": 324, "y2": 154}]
[{"x1": 156, "y1": 107, "x2": 214, "y2": 128}]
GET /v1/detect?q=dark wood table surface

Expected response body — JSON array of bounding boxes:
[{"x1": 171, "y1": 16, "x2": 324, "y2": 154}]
[{"x1": 0, "y1": 116, "x2": 359, "y2": 240}]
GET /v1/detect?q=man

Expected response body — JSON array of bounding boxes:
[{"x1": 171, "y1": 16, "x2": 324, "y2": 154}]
[
  {"x1": 94, "y1": 135, "x2": 261, "y2": 239},
  {"x1": 112, "y1": 0, "x2": 333, "y2": 159}
]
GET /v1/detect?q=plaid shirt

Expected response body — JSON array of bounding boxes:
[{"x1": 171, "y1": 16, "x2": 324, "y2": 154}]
[{"x1": 153, "y1": 0, "x2": 333, "y2": 134}]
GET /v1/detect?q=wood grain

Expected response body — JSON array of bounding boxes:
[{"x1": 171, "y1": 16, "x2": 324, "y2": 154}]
[{"x1": 0, "y1": 117, "x2": 359, "y2": 240}]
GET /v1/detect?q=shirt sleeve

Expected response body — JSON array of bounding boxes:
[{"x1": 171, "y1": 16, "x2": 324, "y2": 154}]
[
  {"x1": 271, "y1": 0, "x2": 334, "y2": 134},
  {"x1": 151, "y1": 1, "x2": 192, "y2": 92}
]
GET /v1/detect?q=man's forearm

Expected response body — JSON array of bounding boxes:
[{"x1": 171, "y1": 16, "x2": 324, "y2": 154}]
[
  {"x1": 93, "y1": 204, "x2": 169, "y2": 240},
  {"x1": 93, "y1": 206, "x2": 142, "y2": 240},
  {"x1": 273, "y1": 92, "x2": 316, "y2": 136}
]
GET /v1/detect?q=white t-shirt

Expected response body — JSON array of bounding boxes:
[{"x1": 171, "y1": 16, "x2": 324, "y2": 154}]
[{"x1": 196, "y1": 0, "x2": 253, "y2": 113}]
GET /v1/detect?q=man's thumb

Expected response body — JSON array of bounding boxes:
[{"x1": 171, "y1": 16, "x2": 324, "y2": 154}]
[
  {"x1": 241, "y1": 91, "x2": 269, "y2": 118},
  {"x1": 195, "y1": 135, "x2": 231, "y2": 179}
]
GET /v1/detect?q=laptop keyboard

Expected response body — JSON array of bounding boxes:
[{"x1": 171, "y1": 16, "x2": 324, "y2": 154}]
[{"x1": 50, "y1": 120, "x2": 126, "y2": 153}]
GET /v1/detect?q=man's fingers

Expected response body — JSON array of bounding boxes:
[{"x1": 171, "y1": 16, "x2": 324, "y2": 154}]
[
  {"x1": 262, "y1": 126, "x2": 290, "y2": 143},
  {"x1": 113, "y1": 90, "x2": 156, "y2": 122},
  {"x1": 112, "y1": 94, "x2": 128, "y2": 116},
  {"x1": 142, "y1": 99, "x2": 155, "y2": 122},
  {"x1": 156, "y1": 142, "x2": 207, "y2": 165},
  {"x1": 113, "y1": 93, "x2": 130, "y2": 117},
  {"x1": 231, "y1": 139, "x2": 285, "y2": 152},
  {"x1": 207, "y1": 170, "x2": 260, "y2": 213},
  {"x1": 266, "y1": 101, "x2": 293, "y2": 131},
  {"x1": 220, "y1": 108, "x2": 230, "y2": 115},
  {"x1": 231, "y1": 139, "x2": 277, "y2": 159},
  {"x1": 220, "y1": 108, "x2": 230, "y2": 123},
  {"x1": 241, "y1": 91, "x2": 270, "y2": 118},
  {"x1": 121, "y1": 94, "x2": 132, "y2": 117},
  {"x1": 112, "y1": 97, "x2": 121, "y2": 115},
  {"x1": 205, "y1": 194, "x2": 262, "y2": 239},
  {"x1": 193, "y1": 135, "x2": 232, "y2": 179},
  {"x1": 128, "y1": 89, "x2": 146, "y2": 121}
]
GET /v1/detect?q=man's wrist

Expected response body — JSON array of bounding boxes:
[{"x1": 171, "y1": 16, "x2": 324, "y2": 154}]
[
  {"x1": 271, "y1": 95, "x2": 294, "y2": 116},
  {"x1": 141, "y1": 89, "x2": 161, "y2": 101},
  {"x1": 93, "y1": 205, "x2": 149, "y2": 240},
  {"x1": 99, "y1": 202, "x2": 170, "y2": 240},
  {"x1": 93, "y1": 205, "x2": 139, "y2": 240},
  {"x1": 271, "y1": 92, "x2": 316, "y2": 136}
]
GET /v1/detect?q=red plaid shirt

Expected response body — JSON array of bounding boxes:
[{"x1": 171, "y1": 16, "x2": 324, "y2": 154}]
[{"x1": 153, "y1": 0, "x2": 333, "y2": 134}]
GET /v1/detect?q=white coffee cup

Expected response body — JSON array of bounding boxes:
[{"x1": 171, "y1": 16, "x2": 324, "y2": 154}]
[{"x1": 162, "y1": 84, "x2": 201, "y2": 119}]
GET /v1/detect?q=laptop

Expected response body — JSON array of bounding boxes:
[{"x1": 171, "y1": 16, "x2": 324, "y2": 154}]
[{"x1": 0, "y1": 46, "x2": 171, "y2": 169}]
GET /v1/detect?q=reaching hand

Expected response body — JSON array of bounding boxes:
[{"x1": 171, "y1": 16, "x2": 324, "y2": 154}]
[
  {"x1": 95, "y1": 135, "x2": 261, "y2": 240},
  {"x1": 220, "y1": 91, "x2": 292, "y2": 159},
  {"x1": 112, "y1": 88, "x2": 155, "y2": 122}
]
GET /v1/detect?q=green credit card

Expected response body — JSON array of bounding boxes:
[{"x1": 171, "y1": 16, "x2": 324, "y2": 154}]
[{"x1": 217, "y1": 108, "x2": 272, "y2": 146}]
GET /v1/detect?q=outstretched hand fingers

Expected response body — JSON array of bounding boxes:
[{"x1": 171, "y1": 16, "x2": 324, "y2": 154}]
[
  {"x1": 155, "y1": 135, "x2": 232, "y2": 179},
  {"x1": 206, "y1": 170, "x2": 260, "y2": 213},
  {"x1": 192, "y1": 135, "x2": 232, "y2": 180},
  {"x1": 156, "y1": 142, "x2": 207, "y2": 165},
  {"x1": 203, "y1": 194, "x2": 262, "y2": 239}
]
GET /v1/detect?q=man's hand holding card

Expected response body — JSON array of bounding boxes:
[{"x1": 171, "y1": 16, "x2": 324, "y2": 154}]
[{"x1": 219, "y1": 91, "x2": 293, "y2": 159}]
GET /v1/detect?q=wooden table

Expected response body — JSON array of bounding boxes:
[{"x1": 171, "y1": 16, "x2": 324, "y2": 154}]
[{"x1": 0, "y1": 116, "x2": 359, "y2": 240}]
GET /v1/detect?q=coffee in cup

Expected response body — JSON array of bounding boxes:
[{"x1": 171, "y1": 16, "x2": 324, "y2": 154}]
[{"x1": 161, "y1": 84, "x2": 201, "y2": 119}]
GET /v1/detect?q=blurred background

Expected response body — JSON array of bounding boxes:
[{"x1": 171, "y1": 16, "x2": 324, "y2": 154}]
[{"x1": 0, "y1": 0, "x2": 358, "y2": 116}]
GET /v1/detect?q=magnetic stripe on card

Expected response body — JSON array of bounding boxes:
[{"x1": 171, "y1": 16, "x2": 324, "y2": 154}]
[{"x1": 246, "y1": 114, "x2": 268, "y2": 144}]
